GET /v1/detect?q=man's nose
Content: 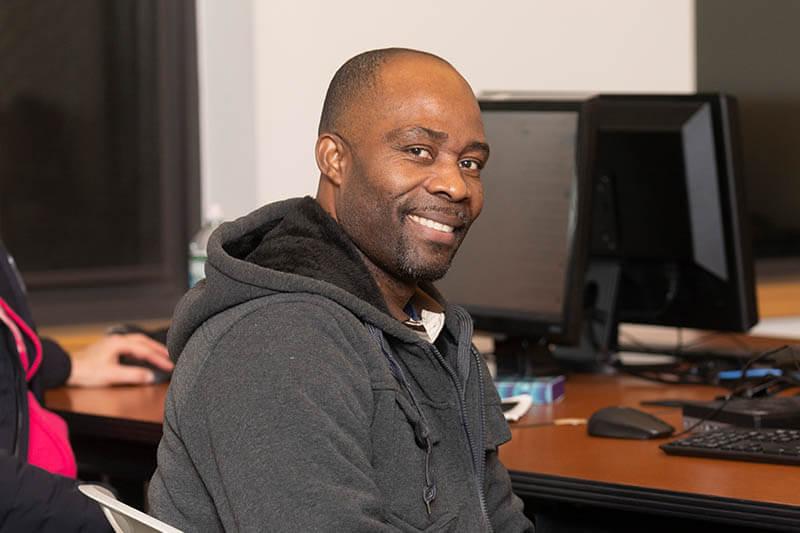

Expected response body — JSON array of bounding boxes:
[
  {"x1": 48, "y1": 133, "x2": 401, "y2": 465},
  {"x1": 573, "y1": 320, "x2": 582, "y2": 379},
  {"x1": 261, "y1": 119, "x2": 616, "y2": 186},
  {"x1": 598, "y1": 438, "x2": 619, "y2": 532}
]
[{"x1": 426, "y1": 160, "x2": 470, "y2": 201}]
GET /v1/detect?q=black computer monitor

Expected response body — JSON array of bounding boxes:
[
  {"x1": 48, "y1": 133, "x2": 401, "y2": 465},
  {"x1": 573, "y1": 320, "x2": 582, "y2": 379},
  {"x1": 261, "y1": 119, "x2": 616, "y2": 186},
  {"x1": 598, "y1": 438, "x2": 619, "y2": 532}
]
[
  {"x1": 582, "y1": 94, "x2": 758, "y2": 359},
  {"x1": 437, "y1": 99, "x2": 594, "y2": 376}
]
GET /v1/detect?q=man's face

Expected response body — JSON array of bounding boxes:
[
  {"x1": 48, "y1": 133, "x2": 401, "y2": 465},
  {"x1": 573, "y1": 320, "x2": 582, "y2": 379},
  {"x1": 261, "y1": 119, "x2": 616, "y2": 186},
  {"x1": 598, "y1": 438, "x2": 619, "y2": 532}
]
[{"x1": 335, "y1": 57, "x2": 489, "y2": 283}]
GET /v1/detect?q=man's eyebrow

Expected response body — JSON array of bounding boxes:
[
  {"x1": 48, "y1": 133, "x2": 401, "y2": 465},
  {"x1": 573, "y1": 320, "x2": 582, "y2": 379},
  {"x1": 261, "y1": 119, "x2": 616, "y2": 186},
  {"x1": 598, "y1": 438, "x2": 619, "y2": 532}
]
[
  {"x1": 385, "y1": 126, "x2": 490, "y2": 156},
  {"x1": 464, "y1": 141, "x2": 491, "y2": 157},
  {"x1": 385, "y1": 126, "x2": 449, "y2": 143}
]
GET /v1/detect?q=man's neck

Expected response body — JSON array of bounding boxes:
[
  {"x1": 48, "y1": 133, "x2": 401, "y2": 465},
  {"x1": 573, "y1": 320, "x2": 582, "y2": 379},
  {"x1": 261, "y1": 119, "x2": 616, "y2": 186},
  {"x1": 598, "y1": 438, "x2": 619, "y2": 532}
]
[{"x1": 359, "y1": 255, "x2": 416, "y2": 321}]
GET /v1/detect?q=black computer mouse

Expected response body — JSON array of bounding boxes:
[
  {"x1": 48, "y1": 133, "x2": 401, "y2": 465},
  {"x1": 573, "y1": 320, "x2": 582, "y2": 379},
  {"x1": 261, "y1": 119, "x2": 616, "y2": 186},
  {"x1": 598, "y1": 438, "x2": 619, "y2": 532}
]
[
  {"x1": 587, "y1": 406, "x2": 675, "y2": 440},
  {"x1": 111, "y1": 323, "x2": 172, "y2": 384},
  {"x1": 119, "y1": 355, "x2": 172, "y2": 384}
]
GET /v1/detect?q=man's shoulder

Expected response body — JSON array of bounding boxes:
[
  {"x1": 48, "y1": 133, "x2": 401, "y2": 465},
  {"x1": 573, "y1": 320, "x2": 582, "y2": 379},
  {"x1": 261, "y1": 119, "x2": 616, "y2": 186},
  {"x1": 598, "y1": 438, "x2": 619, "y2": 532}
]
[
  {"x1": 175, "y1": 293, "x2": 374, "y2": 380},
  {"x1": 215, "y1": 292, "x2": 367, "y2": 343},
  {"x1": 166, "y1": 292, "x2": 382, "y2": 422}
]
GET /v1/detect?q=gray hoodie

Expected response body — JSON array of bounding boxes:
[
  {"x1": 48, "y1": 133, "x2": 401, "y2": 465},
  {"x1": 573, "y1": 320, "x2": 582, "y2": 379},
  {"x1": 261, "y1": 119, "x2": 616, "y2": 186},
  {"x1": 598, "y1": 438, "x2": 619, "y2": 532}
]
[{"x1": 148, "y1": 197, "x2": 533, "y2": 532}]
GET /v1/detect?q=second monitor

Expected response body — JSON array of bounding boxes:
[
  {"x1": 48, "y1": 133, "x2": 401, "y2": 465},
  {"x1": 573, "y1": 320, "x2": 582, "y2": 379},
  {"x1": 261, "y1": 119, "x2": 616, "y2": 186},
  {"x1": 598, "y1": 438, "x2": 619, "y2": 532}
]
[
  {"x1": 438, "y1": 99, "x2": 594, "y2": 376},
  {"x1": 587, "y1": 94, "x2": 759, "y2": 359}
]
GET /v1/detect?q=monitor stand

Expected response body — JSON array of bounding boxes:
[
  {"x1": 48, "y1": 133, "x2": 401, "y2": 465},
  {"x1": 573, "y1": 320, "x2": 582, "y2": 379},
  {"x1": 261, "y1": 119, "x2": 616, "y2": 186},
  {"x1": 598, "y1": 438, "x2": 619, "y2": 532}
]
[
  {"x1": 553, "y1": 259, "x2": 621, "y2": 372},
  {"x1": 493, "y1": 260, "x2": 623, "y2": 378},
  {"x1": 494, "y1": 336, "x2": 563, "y2": 377}
]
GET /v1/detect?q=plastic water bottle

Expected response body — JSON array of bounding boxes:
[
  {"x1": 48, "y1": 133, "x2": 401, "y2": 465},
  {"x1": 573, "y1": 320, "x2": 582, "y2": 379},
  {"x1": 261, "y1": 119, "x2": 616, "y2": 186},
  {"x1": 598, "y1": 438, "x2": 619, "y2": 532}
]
[{"x1": 188, "y1": 204, "x2": 224, "y2": 288}]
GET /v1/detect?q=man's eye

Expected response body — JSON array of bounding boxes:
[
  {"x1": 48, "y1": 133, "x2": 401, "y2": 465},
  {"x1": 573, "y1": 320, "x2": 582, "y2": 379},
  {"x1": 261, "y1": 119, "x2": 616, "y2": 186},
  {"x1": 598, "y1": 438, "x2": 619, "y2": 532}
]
[
  {"x1": 407, "y1": 147, "x2": 433, "y2": 159},
  {"x1": 459, "y1": 159, "x2": 483, "y2": 171}
]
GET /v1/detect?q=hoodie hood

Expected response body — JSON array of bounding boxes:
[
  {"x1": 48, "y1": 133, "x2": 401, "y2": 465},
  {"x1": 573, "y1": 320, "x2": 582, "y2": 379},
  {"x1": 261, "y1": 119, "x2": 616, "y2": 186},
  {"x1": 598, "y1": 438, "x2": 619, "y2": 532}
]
[{"x1": 168, "y1": 197, "x2": 445, "y2": 361}]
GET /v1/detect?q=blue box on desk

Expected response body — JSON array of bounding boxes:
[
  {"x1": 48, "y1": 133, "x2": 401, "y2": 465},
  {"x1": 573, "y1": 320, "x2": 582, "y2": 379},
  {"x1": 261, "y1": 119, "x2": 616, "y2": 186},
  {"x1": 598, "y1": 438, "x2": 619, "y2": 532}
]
[{"x1": 494, "y1": 375, "x2": 566, "y2": 404}]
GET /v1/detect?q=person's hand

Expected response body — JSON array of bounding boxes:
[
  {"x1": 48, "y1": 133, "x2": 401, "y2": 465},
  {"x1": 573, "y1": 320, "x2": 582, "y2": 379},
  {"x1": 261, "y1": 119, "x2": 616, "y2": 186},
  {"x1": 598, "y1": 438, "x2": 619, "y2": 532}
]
[{"x1": 66, "y1": 333, "x2": 173, "y2": 387}]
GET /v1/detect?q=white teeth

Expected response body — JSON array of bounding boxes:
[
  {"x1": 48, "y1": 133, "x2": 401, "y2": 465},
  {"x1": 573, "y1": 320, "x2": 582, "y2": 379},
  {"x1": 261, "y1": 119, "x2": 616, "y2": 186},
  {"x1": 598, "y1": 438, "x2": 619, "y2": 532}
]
[{"x1": 408, "y1": 214, "x2": 455, "y2": 233}]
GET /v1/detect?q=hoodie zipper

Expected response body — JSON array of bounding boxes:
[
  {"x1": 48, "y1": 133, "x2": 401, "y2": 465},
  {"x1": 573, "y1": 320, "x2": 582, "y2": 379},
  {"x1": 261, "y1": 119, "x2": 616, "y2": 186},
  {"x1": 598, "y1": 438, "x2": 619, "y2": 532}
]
[
  {"x1": 472, "y1": 345, "x2": 490, "y2": 522},
  {"x1": 367, "y1": 323, "x2": 492, "y2": 530},
  {"x1": 427, "y1": 344, "x2": 493, "y2": 532},
  {"x1": 367, "y1": 325, "x2": 439, "y2": 515}
]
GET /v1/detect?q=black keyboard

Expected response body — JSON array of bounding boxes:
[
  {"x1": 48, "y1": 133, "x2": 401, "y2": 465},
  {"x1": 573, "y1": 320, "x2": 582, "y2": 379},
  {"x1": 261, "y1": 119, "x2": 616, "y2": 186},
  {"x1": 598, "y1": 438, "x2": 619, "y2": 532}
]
[{"x1": 661, "y1": 428, "x2": 800, "y2": 466}]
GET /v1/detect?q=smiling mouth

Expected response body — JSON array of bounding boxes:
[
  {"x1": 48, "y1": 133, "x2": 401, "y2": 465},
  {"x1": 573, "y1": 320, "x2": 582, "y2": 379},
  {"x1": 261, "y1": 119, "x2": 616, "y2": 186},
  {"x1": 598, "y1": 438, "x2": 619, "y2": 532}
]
[{"x1": 407, "y1": 214, "x2": 455, "y2": 233}]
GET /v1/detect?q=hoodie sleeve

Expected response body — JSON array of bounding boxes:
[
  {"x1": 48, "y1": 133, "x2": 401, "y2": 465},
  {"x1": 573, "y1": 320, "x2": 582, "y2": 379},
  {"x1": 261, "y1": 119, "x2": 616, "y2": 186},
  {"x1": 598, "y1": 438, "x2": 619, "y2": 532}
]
[
  {"x1": 149, "y1": 300, "x2": 404, "y2": 532},
  {"x1": 38, "y1": 338, "x2": 72, "y2": 390},
  {"x1": 481, "y1": 358, "x2": 535, "y2": 532},
  {"x1": 0, "y1": 453, "x2": 112, "y2": 532},
  {"x1": 485, "y1": 447, "x2": 535, "y2": 532}
]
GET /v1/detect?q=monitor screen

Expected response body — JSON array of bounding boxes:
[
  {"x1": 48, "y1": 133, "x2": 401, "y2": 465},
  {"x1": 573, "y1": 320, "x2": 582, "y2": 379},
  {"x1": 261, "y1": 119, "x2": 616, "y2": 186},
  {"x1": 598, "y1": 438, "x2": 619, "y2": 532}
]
[
  {"x1": 438, "y1": 100, "x2": 591, "y2": 345},
  {"x1": 590, "y1": 94, "x2": 758, "y2": 334}
]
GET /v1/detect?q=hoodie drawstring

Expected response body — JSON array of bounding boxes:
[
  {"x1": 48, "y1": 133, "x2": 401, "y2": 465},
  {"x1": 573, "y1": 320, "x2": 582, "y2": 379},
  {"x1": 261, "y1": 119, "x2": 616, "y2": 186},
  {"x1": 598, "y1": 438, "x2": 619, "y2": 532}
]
[{"x1": 365, "y1": 324, "x2": 437, "y2": 515}]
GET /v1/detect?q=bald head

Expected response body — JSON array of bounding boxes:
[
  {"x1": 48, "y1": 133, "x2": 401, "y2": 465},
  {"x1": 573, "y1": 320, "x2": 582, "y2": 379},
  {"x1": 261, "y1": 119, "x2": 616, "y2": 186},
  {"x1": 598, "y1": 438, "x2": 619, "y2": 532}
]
[{"x1": 318, "y1": 48, "x2": 457, "y2": 136}]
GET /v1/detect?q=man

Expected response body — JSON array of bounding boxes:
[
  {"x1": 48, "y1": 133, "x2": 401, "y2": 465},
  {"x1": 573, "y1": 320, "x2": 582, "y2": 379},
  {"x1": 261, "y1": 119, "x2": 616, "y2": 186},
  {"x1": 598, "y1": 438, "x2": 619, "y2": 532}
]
[{"x1": 149, "y1": 48, "x2": 533, "y2": 532}]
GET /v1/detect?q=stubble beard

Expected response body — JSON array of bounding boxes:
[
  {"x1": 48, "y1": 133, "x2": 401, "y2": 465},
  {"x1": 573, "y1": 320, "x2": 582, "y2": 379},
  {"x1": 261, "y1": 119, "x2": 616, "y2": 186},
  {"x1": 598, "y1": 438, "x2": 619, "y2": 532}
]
[
  {"x1": 393, "y1": 218, "x2": 465, "y2": 283},
  {"x1": 341, "y1": 158, "x2": 470, "y2": 283}
]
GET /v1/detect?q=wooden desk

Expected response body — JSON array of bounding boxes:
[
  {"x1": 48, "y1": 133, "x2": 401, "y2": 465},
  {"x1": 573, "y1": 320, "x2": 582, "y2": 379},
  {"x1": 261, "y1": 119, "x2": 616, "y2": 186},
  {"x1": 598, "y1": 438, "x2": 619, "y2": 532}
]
[
  {"x1": 47, "y1": 375, "x2": 800, "y2": 529},
  {"x1": 44, "y1": 331, "x2": 800, "y2": 526},
  {"x1": 45, "y1": 384, "x2": 167, "y2": 508},
  {"x1": 46, "y1": 383, "x2": 166, "y2": 445},
  {"x1": 501, "y1": 374, "x2": 800, "y2": 531}
]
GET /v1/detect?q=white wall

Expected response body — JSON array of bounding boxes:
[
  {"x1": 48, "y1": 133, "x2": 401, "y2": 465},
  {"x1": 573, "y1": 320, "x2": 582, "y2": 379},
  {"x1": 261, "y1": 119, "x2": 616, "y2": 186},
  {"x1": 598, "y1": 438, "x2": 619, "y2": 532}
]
[
  {"x1": 195, "y1": 0, "x2": 258, "y2": 220},
  {"x1": 199, "y1": 0, "x2": 695, "y2": 219}
]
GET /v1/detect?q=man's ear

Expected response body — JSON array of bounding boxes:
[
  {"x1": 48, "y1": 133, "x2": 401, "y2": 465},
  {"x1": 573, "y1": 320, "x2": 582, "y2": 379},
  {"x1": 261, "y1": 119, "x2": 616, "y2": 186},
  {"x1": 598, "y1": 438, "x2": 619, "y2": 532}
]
[{"x1": 315, "y1": 133, "x2": 349, "y2": 187}]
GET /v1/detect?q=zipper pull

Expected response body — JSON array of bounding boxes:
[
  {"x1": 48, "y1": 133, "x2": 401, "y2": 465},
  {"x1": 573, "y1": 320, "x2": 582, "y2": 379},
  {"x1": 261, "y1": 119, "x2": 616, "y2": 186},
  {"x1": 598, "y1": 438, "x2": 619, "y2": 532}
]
[
  {"x1": 422, "y1": 435, "x2": 436, "y2": 515},
  {"x1": 423, "y1": 483, "x2": 436, "y2": 515}
]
